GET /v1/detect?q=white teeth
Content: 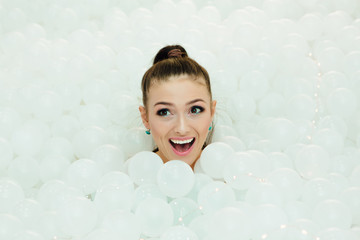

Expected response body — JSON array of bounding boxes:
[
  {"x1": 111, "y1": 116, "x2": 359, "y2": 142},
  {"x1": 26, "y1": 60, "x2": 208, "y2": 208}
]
[{"x1": 170, "y1": 138, "x2": 194, "y2": 144}]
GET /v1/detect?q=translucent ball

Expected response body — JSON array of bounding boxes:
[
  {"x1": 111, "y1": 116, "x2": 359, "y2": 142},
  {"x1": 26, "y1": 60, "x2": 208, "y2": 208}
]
[
  {"x1": 72, "y1": 126, "x2": 110, "y2": 158},
  {"x1": 57, "y1": 196, "x2": 98, "y2": 237},
  {"x1": 267, "y1": 152, "x2": 293, "y2": 170},
  {"x1": 301, "y1": 178, "x2": 337, "y2": 206},
  {"x1": 326, "y1": 88, "x2": 358, "y2": 118},
  {"x1": 258, "y1": 92, "x2": 285, "y2": 117},
  {"x1": 32, "y1": 91, "x2": 63, "y2": 122},
  {"x1": 91, "y1": 144, "x2": 125, "y2": 174},
  {"x1": 217, "y1": 136, "x2": 246, "y2": 152},
  {"x1": 318, "y1": 48, "x2": 345, "y2": 73},
  {"x1": 185, "y1": 173, "x2": 213, "y2": 201},
  {"x1": 101, "y1": 210, "x2": 141, "y2": 240},
  {"x1": 199, "y1": 142, "x2": 234, "y2": 179},
  {"x1": 127, "y1": 151, "x2": 163, "y2": 186},
  {"x1": 0, "y1": 138, "x2": 13, "y2": 172},
  {"x1": 340, "y1": 187, "x2": 360, "y2": 225},
  {"x1": 318, "y1": 115, "x2": 348, "y2": 137},
  {"x1": 132, "y1": 183, "x2": 167, "y2": 210},
  {"x1": 56, "y1": 82, "x2": 82, "y2": 111},
  {"x1": 226, "y1": 92, "x2": 256, "y2": 121},
  {"x1": 11, "y1": 119, "x2": 49, "y2": 156},
  {"x1": 206, "y1": 207, "x2": 251, "y2": 240},
  {"x1": 267, "y1": 168, "x2": 303, "y2": 202},
  {"x1": 317, "y1": 228, "x2": 358, "y2": 240},
  {"x1": 223, "y1": 152, "x2": 259, "y2": 190},
  {"x1": 245, "y1": 182, "x2": 283, "y2": 206},
  {"x1": 261, "y1": 118, "x2": 298, "y2": 150},
  {"x1": 135, "y1": 197, "x2": 173, "y2": 237},
  {"x1": 169, "y1": 197, "x2": 201, "y2": 226},
  {"x1": 11, "y1": 230, "x2": 46, "y2": 240},
  {"x1": 41, "y1": 136, "x2": 74, "y2": 160},
  {"x1": 0, "y1": 107, "x2": 21, "y2": 138},
  {"x1": 160, "y1": 225, "x2": 199, "y2": 240},
  {"x1": 157, "y1": 160, "x2": 195, "y2": 198},
  {"x1": 285, "y1": 94, "x2": 316, "y2": 121},
  {"x1": 51, "y1": 115, "x2": 80, "y2": 140},
  {"x1": 66, "y1": 159, "x2": 102, "y2": 195},
  {"x1": 12, "y1": 199, "x2": 44, "y2": 229},
  {"x1": 297, "y1": 13, "x2": 323, "y2": 41},
  {"x1": 197, "y1": 181, "x2": 236, "y2": 214},
  {"x1": 94, "y1": 181, "x2": 134, "y2": 215},
  {"x1": 7, "y1": 156, "x2": 40, "y2": 189},
  {"x1": 121, "y1": 127, "x2": 154, "y2": 157},
  {"x1": 39, "y1": 155, "x2": 70, "y2": 182},
  {"x1": 343, "y1": 51, "x2": 360, "y2": 76},
  {"x1": 312, "y1": 199, "x2": 352, "y2": 229},
  {"x1": 83, "y1": 228, "x2": 118, "y2": 240},
  {"x1": 294, "y1": 145, "x2": 330, "y2": 179},
  {"x1": 0, "y1": 179, "x2": 25, "y2": 212},
  {"x1": 0, "y1": 213, "x2": 24, "y2": 239},
  {"x1": 78, "y1": 104, "x2": 110, "y2": 129},
  {"x1": 312, "y1": 128, "x2": 344, "y2": 155},
  {"x1": 98, "y1": 171, "x2": 134, "y2": 191},
  {"x1": 350, "y1": 165, "x2": 360, "y2": 187},
  {"x1": 239, "y1": 71, "x2": 269, "y2": 100}
]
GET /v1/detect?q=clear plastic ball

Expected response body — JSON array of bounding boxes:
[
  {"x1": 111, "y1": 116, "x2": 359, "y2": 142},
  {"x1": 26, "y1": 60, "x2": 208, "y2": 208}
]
[
  {"x1": 160, "y1": 225, "x2": 199, "y2": 240},
  {"x1": 135, "y1": 197, "x2": 173, "y2": 237},
  {"x1": 294, "y1": 145, "x2": 330, "y2": 179},
  {"x1": 169, "y1": 197, "x2": 201, "y2": 226},
  {"x1": 7, "y1": 156, "x2": 40, "y2": 189},
  {"x1": 217, "y1": 135, "x2": 246, "y2": 152},
  {"x1": 0, "y1": 138, "x2": 13, "y2": 173},
  {"x1": 301, "y1": 178, "x2": 337, "y2": 206},
  {"x1": 197, "y1": 181, "x2": 236, "y2": 214},
  {"x1": 57, "y1": 196, "x2": 98, "y2": 237},
  {"x1": 66, "y1": 159, "x2": 102, "y2": 195},
  {"x1": 32, "y1": 91, "x2": 63, "y2": 122},
  {"x1": 0, "y1": 213, "x2": 24, "y2": 240},
  {"x1": 0, "y1": 179, "x2": 25, "y2": 212},
  {"x1": 41, "y1": 136, "x2": 74, "y2": 160},
  {"x1": 0, "y1": 107, "x2": 21, "y2": 138},
  {"x1": 199, "y1": 142, "x2": 234, "y2": 179},
  {"x1": 258, "y1": 92, "x2": 285, "y2": 117},
  {"x1": 78, "y1": 104, "x2": 110, "y2": 129},
  {"x1": 51, "y1": 115, "x2": 81, "y2": 139},
  {"x1": 12, "y1": 199, "x2": 44, "y2": 230},
  {"x1": 83, "y1": 228, "x2": 118, "y2": 240},
  {"x1": 101, "y1": 210, "x2": 141, "y2": 240},
  {"x1": 285, "y1": 94, "x2": 316, "y2": 121},
  {"x1": 312, "y1": 199, "x2": 352, "y2": 229},
  {"x1": 239, "y1": 71, "x2": 269, "y2": 100},
  {"x1": 226, "y1": 92, "x2": 256, "y2": 121},
  {"x1": 91, "y1": 144, "x2": 125, "y2": 174},
  {"x1": 39, "y1": 155, "x2": 71, "y2": 182},
  {"x1": 326, "y1": 88, "x2": 358, "y2": 118},
  {"x1": 340, "y1": 187, "x2": 360, "y2": 225},
  {"x1": 245, "y1": 182, "x2": 283, "y2": 206},
  {"x1": 157, "y1": 160, "x2": 195, "y2": 198},
  {"x1": 11, "y1": 230, "x2": 46, "y2": 240},
  {"x1": 132, "y1": 183, "x2": 167, "y2": 210},
  {"x1": 128, "y1": 151, "x2": 163, "y2": 186},
  {"x1": 312, "y1": 128, "x2": 344, "y2": 155},
  {"x1": 186, "y1": 173, "x2": 213, "y2": 201}
]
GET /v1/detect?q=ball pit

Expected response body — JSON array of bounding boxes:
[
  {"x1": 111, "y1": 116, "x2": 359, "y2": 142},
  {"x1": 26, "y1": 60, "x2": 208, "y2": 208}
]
[{"x1": 0, "y1": 0, "x2": 360, "y2": 239}]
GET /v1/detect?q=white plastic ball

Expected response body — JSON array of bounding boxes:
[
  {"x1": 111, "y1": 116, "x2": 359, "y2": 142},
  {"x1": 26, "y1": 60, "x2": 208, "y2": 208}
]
[
  {"x1": 217, "y1": 135, "x2": 246, "y2": 152},
  {"x1": 312, "y1": 199, "x2": 352, "y2": 229},
  {"x1": 82, "y1": 79, "x2": 111, "y2": 106},
  {"x1": 11, "y1": 230, "x2": 46, "y2": 240},
  {"x1": 128, "y1": 151, "x2": 164, "y2": 186},
  {"x1": 298, "y1": 13, "x2": 323, "y2": 41},
  {"x1": 318, "y1": 48, "x2": 345, "y2": 73},
  {"x1": 66, "y1": 159, "x2": 102, "y2": 195},
  {"x1": 0, "y1": 179, "x2": 25, "y2": 213},
  {"x1": 199, "y1": 142, "x2": 234, "y2": 179},
  {"x1": 226, "y1": 92, "x2": 256, "y2": 121},
  {"x1": 51, "y1": 115, "x2": 81, "y2": 139},
  {"x1": 197, "y1": 181, "x2": 236, "y2": 214},
  {"x1": 258, "y1": 92, "x2": 285, "y2": 117},
  {"x1": 101, "y1": 210, "x2": 141, "y2": 240},
  {"x1": 267, "y1": 152, "x2": 293, "y2": 170},
  {"x1": 57, "y1": 196, "x2": 98, "y2": 237},
  {"x1": 340, "y1": 187, "x2": 360, "y2": 225},
  {"x1": 301, "y1": 178, "x2": 337, "y2": 206},
  {"x1": 169, "y1": 197, "x2": 201, "y2": 226},
  {"x1": 239, "y1": 71, "x2": 269, "y2": 100},
  {"x1": 350, "y1": 165, "x2": 360, "y2": 187},
  {"x1": 121, "y1": 127, "x2": 154, "y2": 157},
  {"x1": 267, "y1": 168, "x2": 303, "y2": 202},
  {"x1": 0, "y1": 213, "x2": 24, "y2": 240},
  {"x1": 132, "y1": 183, "x2": 167, "y2": 210},
  {"x1": 98, "y1": 171, "x2": 134, "y2": 191},
  {"x1": 285, "y1": 94, "x2": 316, "y2": 121},
  {"x1": 0, "y1": 107, "x2": 21, "y2": 138},
  {"x1": 160, "y1": 225, "x2": 199, "y2": 240},
  {"x1": 0, "y1": 138, "x2": 13, "y2": 172},
  {"x1": 41, "y1": 136, "x2": 74, "y2": 160},
  {"x1": 294, "y1": 145, "x2": 330, "y2": 179},
  {"x1": 11, "y1": 119, "x2": 49, "y2": 156},
  {"x1": 72, "y1": 126, "x2": 110, "y2": 158},
  {"x1": 12, "y1": 199, "x2": 44, "y2": 229},
  {"x1": 91, "y1": 144, "x2": 125, "y2": 174},
  {"x1": 7, "y1": 156, "x2": 40, "y2": 189},
  {"x1": 326, "y1": 88, "x2": 358, "y2": 118},
  {"x1": 83, "y1": 228, "x2": 117, "y2": 240},
  {"x1": 157, "y1": 160, "x2": 195, "y2": 198},
  {"x1": 78, "y1": 104, "x2": 110, "y2": 129},
  {"x1": 317, "y1": 228, "x2": 358, "y2": 240},
  {"x1": 135, "y1": 197, "x2": 173, "y2": 237},
  {"x1": 261, "y1": 118, "x2": 298, "y2": 150},
  {"x1": 186, "y1": 173, "x2": 213, "y2": 201},
  {"x1": 343, "y1": 51, "x2": 360, "y2": 76},
  {"x1": 39, "y1": 155, "x2": 70, "y2": 182},
  {"x1": 245, "y1": 182, "x2": 283, "y2": 206},
  {"x1": 32, "y1": 91, "x2": 63, "y2": 122},
  {"x1": 312, "y1": 128, "x2": 344, "y2": 155}
]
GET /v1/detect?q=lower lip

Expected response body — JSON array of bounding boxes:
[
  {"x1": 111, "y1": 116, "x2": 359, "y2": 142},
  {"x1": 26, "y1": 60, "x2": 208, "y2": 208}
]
[{"x1": 170, "y1": 140, "x2": 195, "y2": 156}]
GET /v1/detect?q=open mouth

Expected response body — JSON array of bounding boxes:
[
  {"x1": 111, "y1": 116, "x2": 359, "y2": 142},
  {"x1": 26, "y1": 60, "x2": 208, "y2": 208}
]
[{"x1": 169, "y1": 138, "x2": 195, "y2": 155}]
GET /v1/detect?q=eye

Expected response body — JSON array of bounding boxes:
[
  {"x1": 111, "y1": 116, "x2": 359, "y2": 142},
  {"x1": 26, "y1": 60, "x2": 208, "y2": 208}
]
[
  {"x1": 190, "y1": 106, "x2": 204, "y2": 115},
  {"x1": 157, "y1": 108, "x2": 170, "y2": 116}
]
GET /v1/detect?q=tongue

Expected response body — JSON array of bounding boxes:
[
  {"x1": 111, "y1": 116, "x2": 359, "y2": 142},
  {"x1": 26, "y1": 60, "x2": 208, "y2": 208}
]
[{"x1": 174, "y1": 143, "x2": 191, "y2": 152}]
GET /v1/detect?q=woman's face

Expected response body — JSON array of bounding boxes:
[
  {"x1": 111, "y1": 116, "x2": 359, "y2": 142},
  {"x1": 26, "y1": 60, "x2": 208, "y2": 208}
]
[{"x1": 139, "y1": 75, "x2": 216, "y2": 168}]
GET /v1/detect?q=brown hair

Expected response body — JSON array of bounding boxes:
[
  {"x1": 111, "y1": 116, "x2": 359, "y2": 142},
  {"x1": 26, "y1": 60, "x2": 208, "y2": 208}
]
[{"x1": 141, "y1": 45, "x2": 212, "y2": 108}]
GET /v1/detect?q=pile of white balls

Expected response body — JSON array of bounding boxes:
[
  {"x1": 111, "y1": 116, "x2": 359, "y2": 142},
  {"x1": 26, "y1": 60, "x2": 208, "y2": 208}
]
[{"x1": 1, "y1": 0, "x2": 360, "y2": 239}]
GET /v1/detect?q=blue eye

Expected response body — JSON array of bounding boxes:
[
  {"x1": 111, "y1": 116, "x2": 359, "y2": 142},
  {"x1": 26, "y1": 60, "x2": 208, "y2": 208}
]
[
  {"x1": 190, "y1": 106, "x2": 204, "y2": 114},
  {"x1": 157, "y1": 109, "x2": 170, "y2": 116}
]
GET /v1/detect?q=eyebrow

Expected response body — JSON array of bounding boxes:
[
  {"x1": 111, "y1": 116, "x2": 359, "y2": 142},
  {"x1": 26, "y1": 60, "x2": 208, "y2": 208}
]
[{"x1": 154, "y1": 98, "x2": 206, "y2": 107}]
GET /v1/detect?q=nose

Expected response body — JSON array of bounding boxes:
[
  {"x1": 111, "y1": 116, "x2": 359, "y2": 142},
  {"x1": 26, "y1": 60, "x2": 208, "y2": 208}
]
[{"x1": 175, "y1": 113, "x2": 190, "y2": 135}]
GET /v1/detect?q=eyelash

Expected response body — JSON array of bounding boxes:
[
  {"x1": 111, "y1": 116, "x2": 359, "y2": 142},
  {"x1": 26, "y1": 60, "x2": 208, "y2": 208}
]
[{"x1": 156, "y1": 106, "x2": 205, "y2": 117}]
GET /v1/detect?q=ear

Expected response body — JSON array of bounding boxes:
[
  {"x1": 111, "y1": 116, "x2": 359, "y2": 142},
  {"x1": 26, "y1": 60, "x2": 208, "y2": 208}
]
[
  {"x1": 139, "y1": 106, "x2": 150, "y2": 129},
  {"x1": 210, "y1": 100, "x2": 217, "y2": 120}
]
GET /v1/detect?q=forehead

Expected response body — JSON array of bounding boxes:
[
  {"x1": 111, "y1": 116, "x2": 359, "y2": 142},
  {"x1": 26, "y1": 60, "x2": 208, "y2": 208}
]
[{"x1": 147, "y1": 75, "x2": 210, "y2": 105}]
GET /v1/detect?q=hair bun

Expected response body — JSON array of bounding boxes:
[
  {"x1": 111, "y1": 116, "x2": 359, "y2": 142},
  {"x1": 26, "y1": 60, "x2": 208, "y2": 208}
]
[{"x1": 153, "y1": 45, "x2": 188, "y2": 65}]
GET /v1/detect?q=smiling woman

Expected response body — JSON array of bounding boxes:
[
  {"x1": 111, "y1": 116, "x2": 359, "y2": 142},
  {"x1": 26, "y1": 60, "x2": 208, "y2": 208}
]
[{"x1": 139, "y1": 45, "x2": 217, "y2": 169}]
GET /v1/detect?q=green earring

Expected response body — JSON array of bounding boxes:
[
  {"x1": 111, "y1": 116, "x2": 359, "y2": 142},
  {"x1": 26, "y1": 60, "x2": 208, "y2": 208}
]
[
  {"x1": 208, "y1": 126, "x2": 212, "y2": 131},
  {"x1": 145, "y1": 129, "x2": 151, "y2": 135}
]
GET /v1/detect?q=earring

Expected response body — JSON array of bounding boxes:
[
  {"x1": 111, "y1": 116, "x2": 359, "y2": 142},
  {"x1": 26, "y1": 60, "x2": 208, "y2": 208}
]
[
  {"x1": 145, "y1": 129, "x2": 151, "y2": 135},
  {"x1": 208, "y1": 126, "x2": 212, "y2": 131}
]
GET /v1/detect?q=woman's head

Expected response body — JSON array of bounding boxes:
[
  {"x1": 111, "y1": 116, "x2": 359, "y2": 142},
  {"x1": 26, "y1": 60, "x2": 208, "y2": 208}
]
[{"x1": 139, "y1": 45, "x2": 216, "y2": 168}]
